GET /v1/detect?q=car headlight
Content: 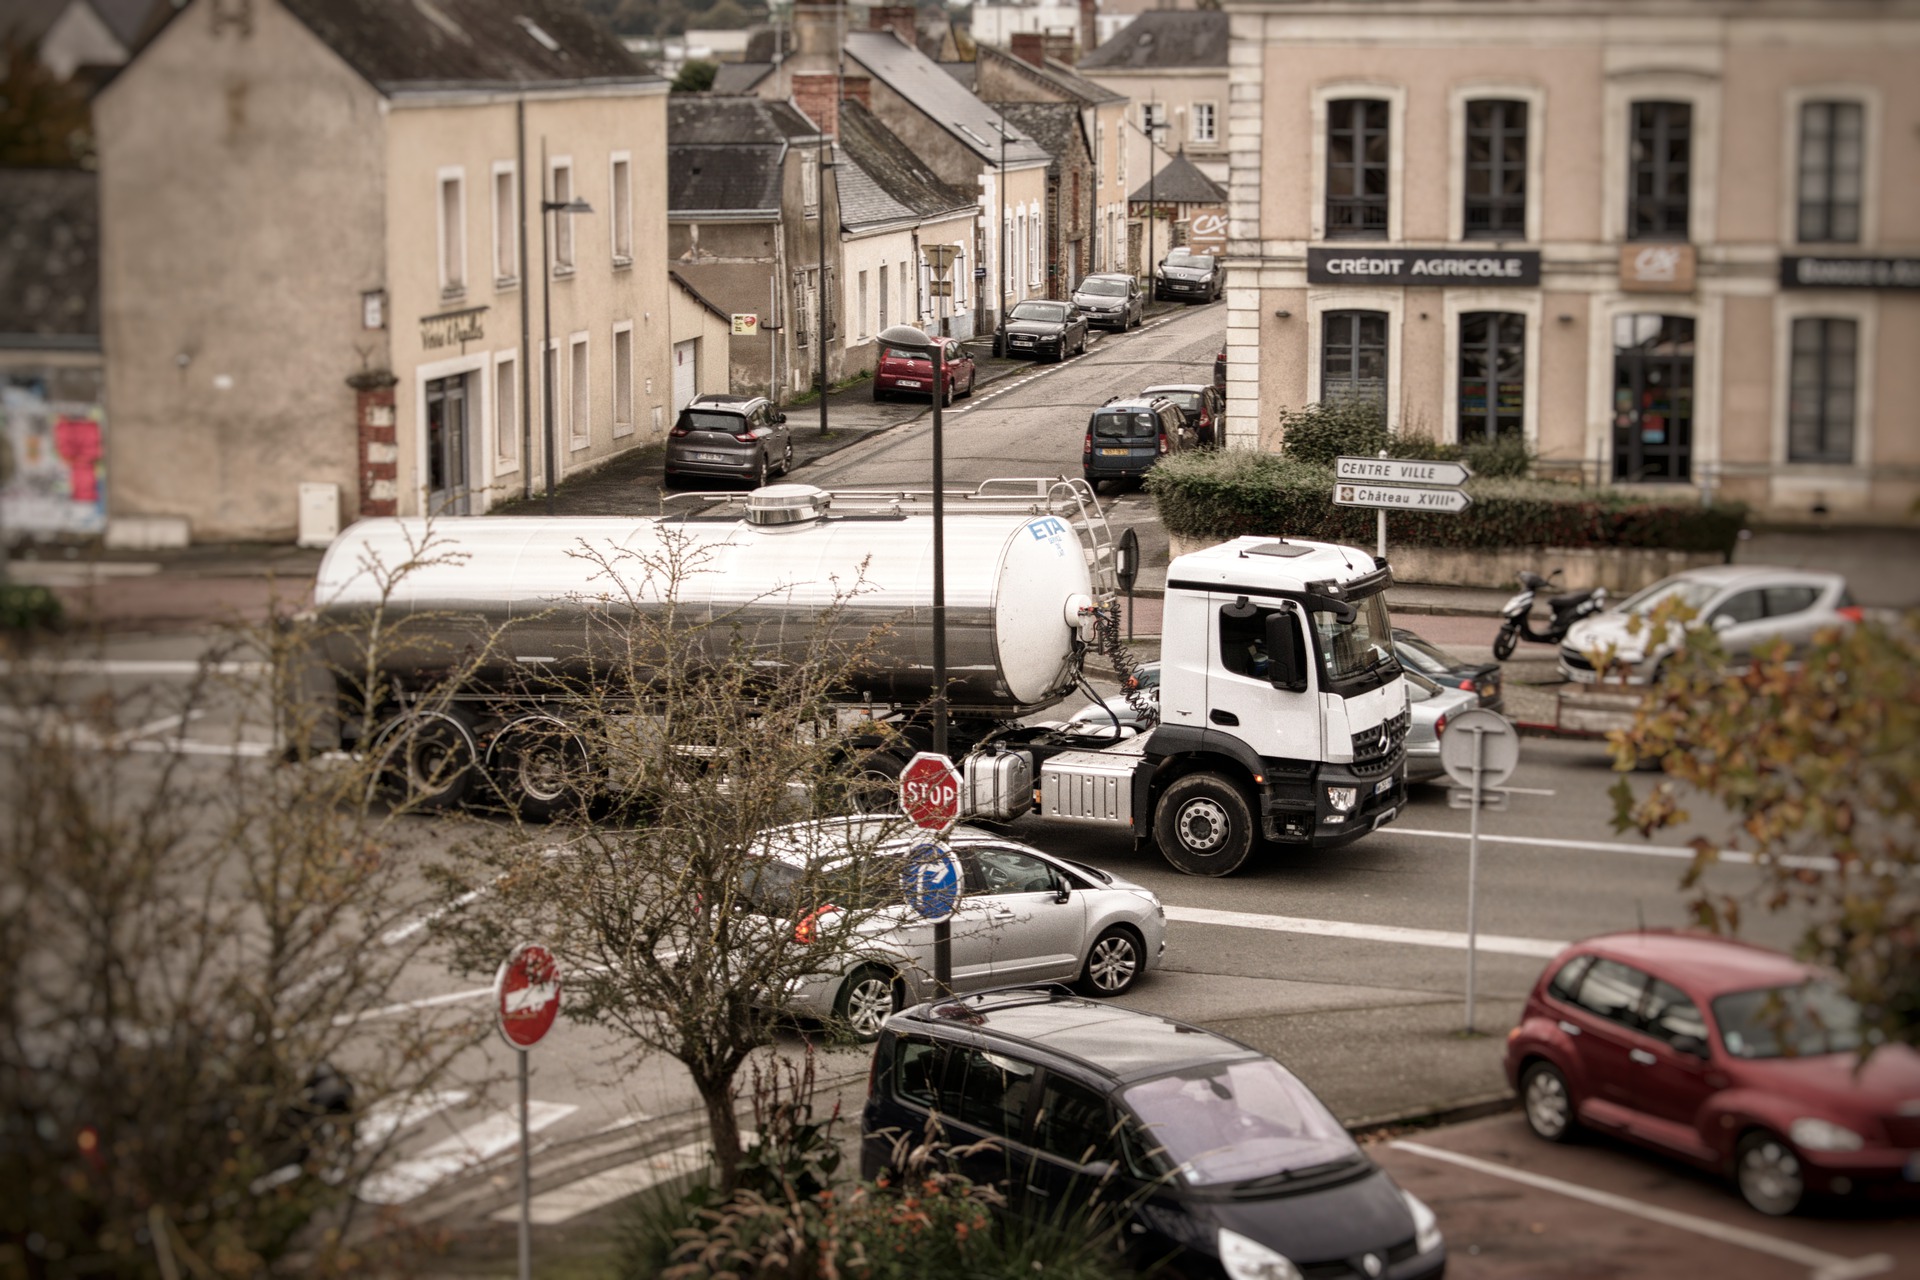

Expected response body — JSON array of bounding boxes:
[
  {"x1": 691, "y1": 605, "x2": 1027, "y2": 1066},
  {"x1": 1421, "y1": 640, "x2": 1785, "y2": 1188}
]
[
  {"x1": 1218, "y1": 1228, "x2": 1302, "y2": 1280},
  {"x1": 1790, "y1": 1117, "x2": 1863, "y2": 1152},
  {"x1": 1126, "y1": 888, "x2": 1162, "y2": 914},
  {"x1": 1326, "y1": 785, "x2": 1357, "y2": 813},
  {"x1": 1403, "y1": 1189, "x2": 1444, "y2": 1254}
]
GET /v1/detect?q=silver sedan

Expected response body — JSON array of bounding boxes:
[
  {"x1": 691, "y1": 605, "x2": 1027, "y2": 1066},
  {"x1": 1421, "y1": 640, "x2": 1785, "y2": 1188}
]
[{"x1": 751, "y1": 818, "x2": 1167, "y2": 1040}]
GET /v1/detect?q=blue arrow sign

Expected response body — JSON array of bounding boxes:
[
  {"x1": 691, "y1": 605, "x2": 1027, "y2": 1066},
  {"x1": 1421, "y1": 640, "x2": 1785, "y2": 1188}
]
[{"x1": 901, "y1": 842, "x2": 963, "y2": 924}]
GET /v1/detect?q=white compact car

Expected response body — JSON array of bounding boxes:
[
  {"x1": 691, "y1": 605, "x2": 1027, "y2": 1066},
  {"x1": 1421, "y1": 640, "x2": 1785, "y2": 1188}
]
[
  {"x1": 1559, "y1": 566, "x2": 1859, "y2": 683},
  {"x1": 747, "y1": 818, "x2": 1167, "y2": 1040}
]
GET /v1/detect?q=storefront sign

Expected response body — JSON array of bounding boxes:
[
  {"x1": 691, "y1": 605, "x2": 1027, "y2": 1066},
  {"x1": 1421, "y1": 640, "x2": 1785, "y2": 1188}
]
[
  {"x1": 1779, "y1": 256, "x2": 1920, "y2": 290},
  {"x1": 730, "y1": 313, "x2": 760, "y2": 336},
  {"x1": 1187, "y1": 207, "x2": 1228, "y2": 256},
  {"x1": 1307, "y1": 247, "x2": 1540, "y2": 286},
  {"x1": 1619, "y1": 243, "x2": 1695, "y2": 293},
  {"x1": 419, "y1": 306, "x2": 487, "y2": 350}
]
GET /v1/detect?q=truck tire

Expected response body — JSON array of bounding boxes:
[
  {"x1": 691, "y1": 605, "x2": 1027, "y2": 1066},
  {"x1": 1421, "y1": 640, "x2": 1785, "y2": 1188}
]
[
  {"x1": 378, "y1": 713, "x2": 475, "y2": 811},
  {"x1": 827, "y1": 749, "x2": 908, "y2": 815},
  {"x1": 1154, "y1": 773, "x2": 1254, "y2": 876},
  {"x1": 489, "y1": 722, "x2": 586, "y2": 822}
]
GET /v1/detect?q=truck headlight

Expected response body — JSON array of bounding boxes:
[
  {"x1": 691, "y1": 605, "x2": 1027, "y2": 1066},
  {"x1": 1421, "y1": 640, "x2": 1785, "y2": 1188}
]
[
  {"x1": 1403, "y1": 1190, "x2": 1444, "y2": 1254},
  {"x1": 1326, "y1": 785, "x2": 1357, "y2": 813},
  {"x1": 1790, "y1": 1117, "x2": 1863, "y2": 1151},
  {"x1": 1218, "y1": 1228, "x2": 1302, "y2": 1280}
]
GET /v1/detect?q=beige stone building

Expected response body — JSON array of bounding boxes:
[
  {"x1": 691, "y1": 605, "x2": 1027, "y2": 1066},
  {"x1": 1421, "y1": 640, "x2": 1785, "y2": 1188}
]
[
  {"x1": 1223, "y1": 0, "x2": 1920, "y2": 517},
  {"x1": 1080, "y1": 10, "x2": 1231, "y2": 188},
  {"x1": 96, "y1": 0, "x2": 679, "y2": 542}
]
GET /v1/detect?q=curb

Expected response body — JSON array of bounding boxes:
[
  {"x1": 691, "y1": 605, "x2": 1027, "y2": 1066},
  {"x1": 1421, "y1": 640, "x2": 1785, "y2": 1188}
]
[{"x1": 1346, "y1": 1091, "x2": 1519, "y2": 1141}]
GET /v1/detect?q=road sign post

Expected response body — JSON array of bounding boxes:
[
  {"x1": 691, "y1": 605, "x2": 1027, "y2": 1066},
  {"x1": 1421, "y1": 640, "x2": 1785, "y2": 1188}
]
[
  {"x1": 1438, "y1": 710, "x2": 1519, "y2": 1034},
  {"x1": 900, "y1": 753, "x2": 963, "y2": 994},
  {"x1": 495, "y1": 943, "x2": 561, "y2": 1280}
]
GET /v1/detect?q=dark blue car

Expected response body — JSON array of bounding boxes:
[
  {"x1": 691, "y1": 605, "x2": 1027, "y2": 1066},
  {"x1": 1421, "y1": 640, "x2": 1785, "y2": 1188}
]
[{"x1": 861, "y1": 988, "x2": 1447, "y2": 1280}]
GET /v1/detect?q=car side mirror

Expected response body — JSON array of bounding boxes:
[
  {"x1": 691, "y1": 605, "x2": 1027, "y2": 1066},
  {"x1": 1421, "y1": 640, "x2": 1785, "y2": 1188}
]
[
  {"x1": 1053, "y1": 884, "x2": 1072, "y2": 904},
  {"x1": 1671, "y1": 1034, "x2": 1710, "y2": 1059},
  {"x1": 776, "y1": 412, "x2": 788, "y2": 424},
  {"x1": 1710, "y1": 613, "x2": 1735, "y2": 633},
  {"x1": 1265, "y1": 610, "x2": 1307, "y2": 693}
]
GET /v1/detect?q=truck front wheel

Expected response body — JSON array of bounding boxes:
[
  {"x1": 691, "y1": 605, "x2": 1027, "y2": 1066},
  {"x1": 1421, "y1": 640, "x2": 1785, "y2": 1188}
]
[{"x1": 1154, "y1": 774, "x2": 1254, "y2": 876}]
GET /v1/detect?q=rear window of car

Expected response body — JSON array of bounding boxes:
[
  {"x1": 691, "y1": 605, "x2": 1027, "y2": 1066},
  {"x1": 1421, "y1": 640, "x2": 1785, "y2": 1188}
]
[
  {"x1": 739, "y1": 855, "x2": 902, "y2": 915},
  {"x1": 1079, "y1": 279, "x2": 1127, "y2": 296},
  {"x1": 1093, "y1": 411, "x2": 1157, "y2": 441},
  {"x1": 882, "y1": 346, "x2": 929, "y2": 363},
  {"x1": 1152, "y1": 392, "x2": 1202, "y2": 412},
  {"x1": 681, "y1": 410, "x2": 749, "y2": 433}
]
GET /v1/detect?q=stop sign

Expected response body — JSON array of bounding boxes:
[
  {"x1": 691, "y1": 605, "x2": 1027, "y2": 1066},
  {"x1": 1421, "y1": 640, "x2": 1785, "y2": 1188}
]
[
  {"x1": 899, "y1": 752, "x2": 963, "y2": 832},
  {"x1": 495, "y1": 942, "x2": 562, "y2": 1050}
]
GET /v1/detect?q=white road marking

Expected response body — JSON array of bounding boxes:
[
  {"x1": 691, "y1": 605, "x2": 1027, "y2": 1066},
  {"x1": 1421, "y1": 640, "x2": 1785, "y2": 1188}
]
[
  {"x1": 1392, "y1": 827, "x2": 1840, "y2": 873},
  {"x1": 1390, "y1": 1140, "x2": 1894, "y2": 1280},
  {"x1": 491, "y1": 1131, "x2": 759, "y2": 1225},
  {"x1": 359, "y1": 1102, "x2": 578, "y2": 1205},
  {"x1": 122, "y1": 710, "x2": 207, "y2": 741},
  {"x1": 357, "y1": 1089, "x2": 472, "y2": 1148},
  {"x1": 1163, "y1": 905, "x2": 1565, "y2": 958},
  {"x1": 0, "y1": 658, "x2": 269, "y2": 677},
  {"x1": 338, "y1": 986, "x2": 495, "y2": 1026},
  {"x1": 596, "y1": 1111, "x2": 655, "y2": 1134}
]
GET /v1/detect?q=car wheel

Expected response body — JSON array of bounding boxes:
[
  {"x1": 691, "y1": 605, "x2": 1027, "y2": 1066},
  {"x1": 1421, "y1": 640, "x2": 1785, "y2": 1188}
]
[
  {"x1": 661, "y1": 470, "x2": 680, "y2": 490},
  {"x1": 1492, "y1": 624, "x2": 1519, "y2": 662},
  {"x1": 835, "y1": 966, "x2": 900, "y2": 1043},
  {"x1": 1736, "y1": 1130, "x2": 1806, "y2": 1216},
  {"x1": 940, "y1": 378, "x2": 953, "y2": 406},
  {"x1": 751, "y1": 454, "x2": 769, "y2": 489},
  {"x1": 780, "y1": 441, "x2": 795, "y2": 476},
  {"x1": 1521, "y1": 1062, "x2": 1577, "y2": 1143},
  {"x1": 872, "y1": 381, "x2": 887, "y2": 402},
  {"x1": 1078, "y1": 927, "x2": 1143, "y2": 996},
  {"x1": 963, "y1": 369, "x2": 977, "y2": 398},
  {"x1": 1154, "y1": 773, "x2": 1253, "y2": 876}
]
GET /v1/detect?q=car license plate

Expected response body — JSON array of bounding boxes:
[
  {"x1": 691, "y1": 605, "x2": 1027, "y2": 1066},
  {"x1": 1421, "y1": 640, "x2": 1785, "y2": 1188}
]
[
  {"x1": 1012, "y1": 337, "x2": 1032, "y2": 345},
  {"x1": 693, "y1": 451, "x2": 728, "y2": 463},
  {"x1": 897, "y1": 379, "x2": 921, "y2": 388},
  {"x1": 1100, "y1": 448, "x2": 1130, "y2": 457},
  {"x1": 1375, "y1": 777, "x2": 1394, "y2": 797}
]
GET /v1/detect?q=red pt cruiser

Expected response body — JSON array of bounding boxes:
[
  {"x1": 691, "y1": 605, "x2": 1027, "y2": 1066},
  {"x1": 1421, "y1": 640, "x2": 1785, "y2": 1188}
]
[{"x1": 1505, "y1": 930, "x2": 1920, "y2": 1215}]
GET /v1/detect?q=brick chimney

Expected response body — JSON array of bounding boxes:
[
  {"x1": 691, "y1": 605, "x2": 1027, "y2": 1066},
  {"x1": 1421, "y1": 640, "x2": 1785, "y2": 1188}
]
[
  {"x1": 843, "y1": 74, "x2": 871, "y2": 110},
  {"x1": 869, "y1": 4, "x2": 917, "y2": 46},
  {"x1": 1043, "y1": 31, "x2": 1076, "y2": 66},
  {"x1": 1010, "y1": 31, "x2": 1046, "y2": 68},
  {"x1": 1079, "y1": 0, "x2": 1097, "y2": 60},
  {"x1": 792, "y1": 72, "x2": 840, "y2": 137}
]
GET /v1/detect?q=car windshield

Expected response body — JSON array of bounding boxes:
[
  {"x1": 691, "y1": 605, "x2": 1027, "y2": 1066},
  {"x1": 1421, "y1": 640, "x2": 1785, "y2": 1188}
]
[
  {"x1": 883, "y1": 345, "x2": 930, "y2": 363},
  {"x1": 681, "y1": 410, "x2": 749, "y2": 434},
  {"x1": 1123, "y1": 1058, "x2": 1359, "y2": 1187},
  {"x1": 1310, "y1": 591, "x2": 1398, "y2": 686},
  {"x1": 1093, "y1": 410, "x2": 1158, "y2": 441},
  {"x1": 1078, "y1": 278, "x2": 1127, "y2": 296},
  {"x1": 1149, "y1": 391, "x2": 1203, "y2": 412},
  {"x1": 1393, "y1": 634, "x2": 1456, "y2": 677},
  {"x1": 1712, "y1": 981, "x2": 1864, "y2": 1059},
  {"x1": 1011, "y1": 302, "x2": 1068, "y2": 322},
  {"x1": 1165, "y1": 250, "x2": 1212, "y2": 269},
  {"x1": 739, "y1": 854, "x2": 903, "y2": 916},
  {"x1": 1616, "y1": 577, "x2": 1720, "y2": 617}
]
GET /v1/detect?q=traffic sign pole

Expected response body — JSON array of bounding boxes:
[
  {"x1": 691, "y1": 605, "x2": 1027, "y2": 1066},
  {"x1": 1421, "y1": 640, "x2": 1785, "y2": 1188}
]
[
  {"x1": 1438, "y1": 709, "x2": 1517, "y2": 1035},
  {"x1": 1465, "y1": 726, "x2": 1483, "y2": 1035},
  {"x1": 517, "y1": 1050, "x2": 531, "y2": 1280},
  {"x1": 495, "y1": 943, "x2": 560, "y2": 1280}
]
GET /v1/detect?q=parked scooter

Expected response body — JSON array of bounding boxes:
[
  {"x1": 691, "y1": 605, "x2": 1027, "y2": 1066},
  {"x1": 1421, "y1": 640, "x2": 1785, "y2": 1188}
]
[{"x1": 1492, "y1": 569, "x2": 1608, "y2": 661}]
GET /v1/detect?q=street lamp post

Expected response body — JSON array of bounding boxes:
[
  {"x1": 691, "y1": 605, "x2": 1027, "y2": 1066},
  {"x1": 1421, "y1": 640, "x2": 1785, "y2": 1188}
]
[
  {"x1": 817, "y1": 126, "x2": 832, "y2": 437},
  {"x1": 539, "y1": 137, "x2": 593, "y2": 517}
]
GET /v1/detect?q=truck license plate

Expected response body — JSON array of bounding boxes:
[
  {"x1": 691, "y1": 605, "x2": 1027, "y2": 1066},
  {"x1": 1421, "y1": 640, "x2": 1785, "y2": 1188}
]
[
  {"x1": 1100, "y1": 448, "x2": 1130, "y2": 457},
  {"x1": 1375, "y1": 777, "x2": 1394, "y2": 796}
]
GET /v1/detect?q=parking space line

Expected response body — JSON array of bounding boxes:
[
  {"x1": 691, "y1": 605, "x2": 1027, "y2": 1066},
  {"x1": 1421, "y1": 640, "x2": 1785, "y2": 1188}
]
[
  {"x1": 1163, "y1": 905, "x2": 1565, "y2": 958},
  {"x1": 1393, "y1": 827, "x2": 1840, "y2": 874},
  {"x1": 1390, "y1": 1140, "x2": 1894, "y2": 1280}
]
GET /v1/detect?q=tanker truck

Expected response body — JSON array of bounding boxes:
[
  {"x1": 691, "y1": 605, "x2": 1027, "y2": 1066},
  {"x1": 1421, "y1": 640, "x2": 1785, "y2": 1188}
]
[{"x1": 306, "y1": 478, "x2": 1408, "y2": 876}]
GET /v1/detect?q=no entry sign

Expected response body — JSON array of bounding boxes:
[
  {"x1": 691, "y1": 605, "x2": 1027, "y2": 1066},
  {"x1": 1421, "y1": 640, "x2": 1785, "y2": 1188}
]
[
  {"x1": 899, "y1": 752, "x2": 963, "y2": 832},
  {"x1": 495, "y1": 943, "x2": 562, "y2": 1050}
]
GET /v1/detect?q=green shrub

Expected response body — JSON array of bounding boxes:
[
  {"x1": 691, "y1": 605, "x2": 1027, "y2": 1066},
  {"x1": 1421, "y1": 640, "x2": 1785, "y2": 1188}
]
[
  {"x1": 1461, "y1": 432, "x2": 1536, "y2": 479},
  {"x1": 0, "y1": 582, "x2": 63, "y2": 632},
  {"x1": 1275, "y1": 397, "x2": 1391, "y2": 467},
  {"x1": 1146, "y1": 448, "x2": 1746, "y2": 554}
]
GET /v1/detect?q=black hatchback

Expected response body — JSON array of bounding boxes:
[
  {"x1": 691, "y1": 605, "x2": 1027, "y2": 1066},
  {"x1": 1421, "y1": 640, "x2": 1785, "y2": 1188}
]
[{"x1": 862, "y1": 989, "x2": 1446, "y2": 1280}]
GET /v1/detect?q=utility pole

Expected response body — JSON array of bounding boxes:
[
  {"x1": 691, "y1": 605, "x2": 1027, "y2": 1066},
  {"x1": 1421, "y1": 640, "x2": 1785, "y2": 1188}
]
[
  {"x1": 817, "y1": 126, "x2": 830, "y2": 437},
  {"x1": 1146, "y1": 97, "x2": 1159, "y2": 303}
]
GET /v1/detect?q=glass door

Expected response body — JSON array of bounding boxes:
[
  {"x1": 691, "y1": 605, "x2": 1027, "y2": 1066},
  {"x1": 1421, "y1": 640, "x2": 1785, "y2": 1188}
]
[
  {"x1": 1611, "y1": 314, "x2": 1693, "y2": 482},
  {"x1": 425, "y1": 374, "x2": 470, "y2": 515}
]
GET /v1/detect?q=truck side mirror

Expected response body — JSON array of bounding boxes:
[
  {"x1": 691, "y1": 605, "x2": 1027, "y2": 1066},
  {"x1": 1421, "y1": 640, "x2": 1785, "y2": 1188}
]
[{"x1": 1265, "y1": 611, "x2": 1308, "y2": 693}]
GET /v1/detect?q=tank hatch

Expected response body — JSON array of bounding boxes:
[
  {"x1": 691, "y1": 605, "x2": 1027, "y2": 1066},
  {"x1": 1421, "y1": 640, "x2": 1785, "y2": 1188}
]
[{"x1": 745, "y1": 483, "x2": 831, "y2": 526}]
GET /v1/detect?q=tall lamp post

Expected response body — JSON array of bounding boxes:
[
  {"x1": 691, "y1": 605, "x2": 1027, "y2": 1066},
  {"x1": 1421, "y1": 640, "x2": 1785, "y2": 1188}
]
[
  {"x1": 816, "y1": 123, "x2": 833, "y2": 437},
  {"x1": 981, "y1": 118, "x2": 1012, "y2": 350},
  {"x1": 878, "y1": 318, "x2": 950, "y2": 992},
  {"x1": 539, "y1": 138, "x2": 593, "y2": 516}
]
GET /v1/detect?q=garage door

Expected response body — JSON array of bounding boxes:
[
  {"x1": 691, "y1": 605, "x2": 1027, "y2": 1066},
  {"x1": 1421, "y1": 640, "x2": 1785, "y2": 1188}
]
[{"x1": 672, "y1": 339, "x2": 698, "y2": 413}]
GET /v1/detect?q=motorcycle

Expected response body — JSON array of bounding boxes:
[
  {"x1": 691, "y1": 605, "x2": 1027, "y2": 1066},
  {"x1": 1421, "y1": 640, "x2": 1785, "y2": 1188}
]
[{"x1": 1492, "y1": 569, "x2": 1608, "y2": 661}]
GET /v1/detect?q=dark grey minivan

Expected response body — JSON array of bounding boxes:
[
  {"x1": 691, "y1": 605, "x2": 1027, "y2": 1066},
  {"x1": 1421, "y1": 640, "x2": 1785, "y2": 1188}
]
[
  {"x1": 861, "y1": 989, "x2": 1447, "y2": 1280},
  {"x1": 1083, "y1": 396, "x2": 1190, "y2": 489},
  {"x1": 664, "y1": 394, "x2": 793, "y2": 488}
]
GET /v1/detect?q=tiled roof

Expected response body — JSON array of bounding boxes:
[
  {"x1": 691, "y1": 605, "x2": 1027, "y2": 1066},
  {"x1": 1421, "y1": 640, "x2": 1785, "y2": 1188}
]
[
  {"x1": 834, "y1": 147, "x2": 917, "y2": 232},
  {"x1": 0, "y1": 168, "x2": 99, "y2": 346},
  {"x1": 1080, "y1": 11, "x2": 1229, "y2": 71},
  {"x1": 669, "y1": 95, "x2": 819, "y2": 145},
  {"x1": 978, "y1": 45, "x2": 1125, "y2": 106},
  {"x1": 936, "y1": 60, "x2": 976, "y2": 91},
  {"x1": 667, "y1": 98, "x2": 821, "y2": 217},
  {"x1": 993, "y1": 101, "x2": 1084, "y2": 176},
  {"x1": 837, "y1": 100, "x2": 978, "y2": 222},
  {"x1": 1129, "y1": 149, "x2": 1226, "y2": 205},
  {"x1": 710, "y1": 60, "x2": 773, "y2": 94},
  {"x1": 844, "y1": 30, "x2": 1051, "y2": 168}
]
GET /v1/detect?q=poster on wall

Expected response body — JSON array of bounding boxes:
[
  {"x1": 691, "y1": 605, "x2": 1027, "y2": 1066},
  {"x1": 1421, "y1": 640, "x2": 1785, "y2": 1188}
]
[{"x1": 1, "y1": 386, "x2": 108, "y2": 537}]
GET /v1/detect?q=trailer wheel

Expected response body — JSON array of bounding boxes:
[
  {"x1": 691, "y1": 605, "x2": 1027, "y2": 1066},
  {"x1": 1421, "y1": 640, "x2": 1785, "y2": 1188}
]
[
  {"x1": 827, "y1": 750, "x2": 908, "y2": 815},
  {"x1": 378, "y1": 714, "x2": 475, "y2": 811},
  {"x1": 489, "y1": 722, "x2": 587, "y2": 822},
  {"x1": 1154, "y1": 773, "x2": 1254, "y2": 876}
]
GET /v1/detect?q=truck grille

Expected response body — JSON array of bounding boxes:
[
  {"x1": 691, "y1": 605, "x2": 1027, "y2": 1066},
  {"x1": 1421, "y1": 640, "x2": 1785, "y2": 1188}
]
[{"x1": 1350, "y1": 708, "x2": 1410, "y2": 777}]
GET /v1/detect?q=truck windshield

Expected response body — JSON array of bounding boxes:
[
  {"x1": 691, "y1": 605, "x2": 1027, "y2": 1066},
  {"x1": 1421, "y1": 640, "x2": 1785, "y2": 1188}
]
[{"x1": 1309, "y1": 591, "x2": 1398, "y2": 689}]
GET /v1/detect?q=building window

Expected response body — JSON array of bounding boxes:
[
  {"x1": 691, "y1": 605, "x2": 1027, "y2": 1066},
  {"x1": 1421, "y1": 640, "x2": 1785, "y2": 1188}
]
[
  {"x1": 551, "y1": 159, "x2": 575, "y2": 272},
  {"x1": 1612, "y1": 313, "x2": 1694, "y2": 483},
  {"x1": 569, "y1": 335, "x2": 589, "y2": 447},
  {"x1": 900, "y1": 260, "x2": 910, "y2": 323},
  {"x1": 1141, "y1": 102, "x2": 1165, "y2": 143},
  {"x1": 1788, "y1": 317, "x2": 1856, "y2": 463},
  {"x1": 1192, "y1": 102, "x2": 1217, "y2": 146},
  {"x1": 542, "y1": 343, "x2": 559, "y2": 449},
  {"x1": 879, "y1": 263, "x2": 889, "y2": 330},
  {"x1": 1325, "y1": 99, "x2": 1389, "y2": 240},
  {"x1": 492, "y1": 164, "x2": 517, "y2": 286},
  {"x1": 1796, "y1": 101, "x2": 1863, "y2": 244},
  {"x1": 1322, "y1": 310, "x2": 1388, "y2": 409},
  {"x1": 610, "y1": 153, "x2": 633, "y2": 264},
  {"x1": 1464, "y1": 100, "x2": 1527, "y2": 240},
  {"x1": 495, "y1": 355, "x2": 518, "y2": 466},
  {"x1": 613, "y1": 324, "x2": 634, "y2": 437},
  {"x1": 1628, "y1": 101, "x2": 1690, "y2": 241},
  {"x1": 857, "y1": 270, "x2": 869, "y2": 340},
  {"x1": 439, "y1": 170, "x2": 466, "y2": 295},
  {"x1": 1458, "y1": 312, "x2": 1525, "y2": 442},
  {"x1": 802, "y1": 151, "x2": 819, "y2": 214},
  {"x1": 794, "y1": 272, "x2": 809, "y2": 348},
  {"x1": 1029, "y1": 208, "x2": 1042, "y2": 285},
  {"x1": 953, "y1": 250, "x2": 967, "y2": 308}
]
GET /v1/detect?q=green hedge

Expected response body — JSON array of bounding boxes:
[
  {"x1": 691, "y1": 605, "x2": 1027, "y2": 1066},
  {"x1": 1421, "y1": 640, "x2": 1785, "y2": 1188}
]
[
  {"x1": 0, "y1": 582, "x2": 64, "y2": 632},
  {"x1": 1145, "y1": 449, "x2": 1747, "y2": 554}
]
